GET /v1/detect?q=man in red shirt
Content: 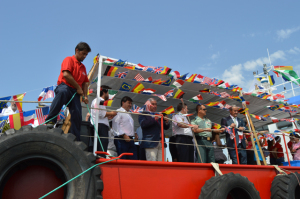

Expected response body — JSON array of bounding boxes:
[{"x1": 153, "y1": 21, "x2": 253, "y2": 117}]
[{"x1": 45, "y1": 42, "x2": 91, "y2": 141}]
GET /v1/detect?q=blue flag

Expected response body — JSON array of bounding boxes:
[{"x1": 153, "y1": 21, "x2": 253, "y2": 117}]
[
  {"x1": 161, "y1": 76, "x2": 173, "y2": 86},
  {"x1": 119, "y1": 82, "x2": 132, "y2": 92},
  {"x1": 114, "y1": 59, "x2": 126, "y2": 67},
  {"x1": 0, "y1": 96, "x2": 11, "y2": 114},
  {"x1": 178, "y1": 73, "x2": 188, "y2": 80}
]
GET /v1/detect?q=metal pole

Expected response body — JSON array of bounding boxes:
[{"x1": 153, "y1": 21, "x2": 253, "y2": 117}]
[
  {"x1": 282, "y1": 134, "x2": 291, "y2": 166},
  {"x1": 160, "y1": 114, "x2": 165, "y2": 162},
  {"x1": 232, "y1": 128, "x2": 240, "y2": 165},
  {"x1": 93, "y1": 56, "x2": 103, "y2": 155},
  {"x1": 291, "y1": 82, "x2": 295, "y2": 96}
]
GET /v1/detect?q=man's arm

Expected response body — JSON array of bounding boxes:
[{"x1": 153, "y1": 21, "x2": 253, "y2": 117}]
[
  {"x1": 139, "y1": 115, "x2": 156, "y2": 128},
  {"x1": 82, "y1": 82, "x2": 89, "y2": 104},
  {"x1": 63, "y1": 71, "x2": 83, "y2": 95}
]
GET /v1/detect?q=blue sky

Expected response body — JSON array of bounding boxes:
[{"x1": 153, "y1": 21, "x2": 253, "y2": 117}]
[{"x1": 1, "y1": 0, "x2": 300, "y2": 112}]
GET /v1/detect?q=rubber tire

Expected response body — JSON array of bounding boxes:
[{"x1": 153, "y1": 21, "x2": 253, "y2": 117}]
[
  {"x1": 0, "y1": 125, "x2": 103, "y2": 199},
  {"x1": 271, "y1": 172, "x2": 300, "y2": 199},
  {"x1": 199, "y1": 172, "x2": 261, "y2": 199}
]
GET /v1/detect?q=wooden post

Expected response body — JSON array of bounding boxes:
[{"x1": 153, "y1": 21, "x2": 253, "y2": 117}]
[{"x1": 240, "y1": 93, "x2": 267, "y2": 165}]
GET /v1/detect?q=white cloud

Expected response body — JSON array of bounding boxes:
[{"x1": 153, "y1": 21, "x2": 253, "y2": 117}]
[
  {"x1": 288, "y1": 47, "x2": 300, "y2": 54},
  {"x1": 211, "y1": 52, "x2": 220, "y2": 60},
  {"x1": 222, "y1": 64, "x2": 245, "y2": 86},
  {"x1": 243, "y1": 50, "x2": 286, "y2": 71},
  {"x1": 277, "y1": 27, "x2": 300, "y2": 40}
]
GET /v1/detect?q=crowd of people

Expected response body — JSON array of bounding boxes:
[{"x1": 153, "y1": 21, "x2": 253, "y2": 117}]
[{"x1": 42, "y1": 41, "x2": 299, "y2": 166}]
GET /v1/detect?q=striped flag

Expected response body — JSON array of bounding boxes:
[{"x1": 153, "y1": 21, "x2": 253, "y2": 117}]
[
  {"x1": 186, "y1": 74, "x2": 197, "y2": 82},
  {"x1": 194, "y1": 74, "x2": 204, "y2": 83},
  {"x1": 103, "y1": 100, "x2": 113, "y2": 106},
  {"x1": 12, "y1": 93, "x2": 26, "y2": 112},
  {"x1": 171, "y1": 80, "x2": 184, "y2": 88},
  {"x1": 142, "y1": 88, "x2": 156, "y2": 95},
  {"x1": 225, "y1": 126, "x2": 235, "y2": 139},
  {"x1": 135, "y1": 63, "x2": 145, "y2": 70},
  {"x1": 104, "y1": 66, "x2": 118, "y2": 77},
  {"x1": 201, "y1": 77, "x2": 213, "y2": 85},
  {"x1": 160, "y1": 66, "x2": 171, "y2": 75},
  {"x1": 44, "y1": 86, "x2": 54, "y2": 100},
  {"x1": 103, "y1": 58, "x2": 115, "y2": 65},
  {"x1": 133, "y1": 73, "x2": 145, "y2": 81},
  {"x1": 36, "y1": 106, "x2": 50, "y2": 125},
  {"x1": 131, "y1": 83, "x2": 145, "y2": 93},
  {"x1": 173, "y1": 89, "x2": 185, "y2": 99},
  {"x1": 220, "y1": 92, "x2": 230, "y2": 98},
  {"x1": 143, "y1": 77, "x2": 153, "y2": 83},
  {"x1": 161, "y1": 106, "x2": 175, "y2": 115},
  {"x1": 164, "y1": 89, "x2": 174, "y2": 97},
  {"x1": 189, "y1": 94, "x2": 203, "y2": 104},
  {"x1": 152, "y1": 94, "x2": 167, "y2": 101},
  {"x1": 108, "y1": 90, "x2": 118, "y2": 99},
  {"x1": 23, "y1": 110, "x2": 35, "y2": 125},
  {"x1": 168, "y1": 71, "x2": 180, "y2": 79}
]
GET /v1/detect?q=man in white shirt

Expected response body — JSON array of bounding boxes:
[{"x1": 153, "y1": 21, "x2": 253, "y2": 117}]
[
  {"x1": 90, "y1": 86, "x2": 117, "y2": 157},
  {"x1": 172, "y1": 103, "x2": 198, "y2": 162},
  {"x1": 112, "y1": 96, "x2": 138, "y2": 160}
]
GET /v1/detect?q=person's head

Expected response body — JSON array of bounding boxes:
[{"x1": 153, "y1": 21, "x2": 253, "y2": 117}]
[
  {"x1": 177, "y1": 103, "x2": 187, "y2": 114},
  {"x1": 100, "y1": 85, "x2": 111, "y2": 100},
  {"x1": 229, "y1": 105, "x2": 240, "y2": 117},
  {"x1": 196, "y1": 104, "x2": 207, "y2": 117},
  {"x1": 275, "y1": 136, "x2": 281, "y2": 143},
  {"x1": 149, "y1": 98, "x2": 157, "y2": 112},
  {"x1": 75, "y1": 42, "x2": 91, "y2": 62},
  {"x1": 267, "y1": 140, "x2": 274, "y2": 150},
  {"x1": 10, "y1": 102, "x2": 17, "y2": 111},
  {"x1": 294, "y1": 134, "x2": 300, "y2": 142},
  {"x1": 121, "y1": 96, "x2": 133, "y2": 111}
]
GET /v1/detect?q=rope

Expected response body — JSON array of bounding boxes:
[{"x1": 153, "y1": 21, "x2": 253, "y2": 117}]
[
  {"x1": 39, "y1": 158, "x2": 120, "y2": 199},
  {"x1": 84, "y1": 96, "x2": 104, "y2": 152},
  {"x1": 35, "y1": 93, "x2": 77, "y2": 127}
]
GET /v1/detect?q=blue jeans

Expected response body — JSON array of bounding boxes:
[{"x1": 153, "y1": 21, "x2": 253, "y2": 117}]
[
  {"x1": 45, "y1": 83, "x2": 82, "y2": 141},
  {"x1": 114, "y1": 137, "x2": 138, "y2": 160},
  {"x1": 228, "y1": 143, "x2": 247, "y2": 164}
]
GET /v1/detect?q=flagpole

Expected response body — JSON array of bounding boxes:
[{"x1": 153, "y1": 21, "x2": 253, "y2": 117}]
[{"x1": 240, "y1": 91, "x2": 266, "y2": 165}]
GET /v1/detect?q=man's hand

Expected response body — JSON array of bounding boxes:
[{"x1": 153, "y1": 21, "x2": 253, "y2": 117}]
[
  {"x1": 134, "y1": 133, "x2": 139, "y2": 142},
  {"x1": 164, "y1": 116, "x2": 169, "y2": 124},
  {"x1": 83, "y1": 96, "x2": 89, "y2": 104},
  {"x1": 205, "y1": 128, "x2": 212, "y2": 132},
  {"x1": 214, "y1": 129, "x2": 223, "y2": 134},
  {"x1": 77, "y1": 87, "x2": 84, "y2": 95},
  {"x1": 238, "y1": 127, "x2": 245, "y2": 131},
  {"x1": 191, "y1": 124, "x2": 198, "y2": 129},
  {"x1": 123, "y1": 134, "x2": 131, "y2": 142},
  {"x1": 230, "y1": 123, "x2": 236, "y2": 128}
]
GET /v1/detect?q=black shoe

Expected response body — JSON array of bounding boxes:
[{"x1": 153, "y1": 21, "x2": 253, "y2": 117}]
[{"x1": 46, "y1": 122, "x2": 55, "y2": 129}]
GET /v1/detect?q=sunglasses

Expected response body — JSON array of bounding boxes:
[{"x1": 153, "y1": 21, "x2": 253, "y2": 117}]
[{"x1": 202, "y1": 109, "x2": 207, "y2": 111}]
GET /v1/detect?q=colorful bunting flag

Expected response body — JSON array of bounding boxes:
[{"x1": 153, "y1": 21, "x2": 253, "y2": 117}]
[
  {"x1": 36, "y1": 106, "x2": 50, "y2": 125},
  {"x1": 142, "y1": 88, "x2": 156, "y2": 95},
  {"x1": 108, "y1": 90, "x2": 118, "y2": 99},
  {"x1": 93, "y1": 54, "x2": 99, "y2": 64},
  {"x1": 201, "y1": 77, "x2": 213, "y2": 85},
  {"x1": 186, "y1": 74, "x2": 197, "y2": 82},
  {"x1": 178, "y1": 73, "x2": 188, "y2": 80},
  {"x1": 161, "y1": 76, "x2": 173, "y2": 86},
  {"x1": 9, "y1": 113, "x2": 24, "y2": 130},
  {"x1": 103, "y1": 58, "x2": 115, "y2": 65},
  {"x1": 199, "y1": 88, "x2": 210, "y2": 93},
  {"x1": 173, "y1": 89, "x2": 185, "y2": 99},
  {"x1": 194, "y1": 74, "x2": 204, "y2": 83},
  {"x1": 114, "y1": 59, "x2": 126, "y2": 67},
  {"x1": 135, "y1": 63, "x2": 145, "y2": 70},
  {"x1": 0, "y1": 96, "x2": 11, "y2": 113},
  {"x1": 131, "y1": 83, "x2": 145, "y2": 93},
  {"x1": 119, "y1": 82, "x2": 132, "y2": 92},
  {"x1": 189, "y1": 94, "x2": 203, "y2": 104},
  {"x1": 152, "y1": 94, "x2": 167, "y2": 101},
  {"x1": 168, "y1": 71, "x2": 180, "y2": 80},
  {"x1": 152, "y1": 79, "x2": 164, "y2": 85},
  {"x1": 114, "y1": 71, "x2": 128, "y2": 79},
  {"x1": 12, "y1": 93, "x2": 26, "y2": 112},
  {"x1": 130, "y1": 104, "x2": 145, "y2": 113},
  {"x1": 160, "y1": 66, "x2": 171, "y2": 75},
  {"x1": 164, "y1": 89, "x2": 174, "y2": 97},
  {"x1": 103, "y1": 100, "x2": 113, "y2": 106},
  {"x1": 143, "y1": 77, "x2": 153, "y2": 83},
  {"x1": 212, "y1": 123, "x2": 221, "y2": 129},
  {"x1": 124, "y1": 65, "x2": 135, "y2": 70},
  {"x1": 220, "y1": 92, "x2": 230, "y2": 98},
  {"x1": 161, "y1": 106, "x2": 175, "y2": 115},
  {"x1": 133, "y1": 73, "x2": 145, "y2": 81},
  {"x1": 104, "y1": 66, "x2": 118, "y2": 77},
  {"x1": 171, "y1": 80, "x2": 185, "y2": 88}
]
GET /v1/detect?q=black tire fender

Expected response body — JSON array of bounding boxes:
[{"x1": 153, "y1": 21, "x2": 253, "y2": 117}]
[
  {"x1": 199, "y1": 172, "x2": 261, "y2": 199},
  {"x1": 271, "y1": 172, "x2": 300, "y2": 199},
  {"x1": 0, "y1": 125, "x2": 103, "y2": 199}
]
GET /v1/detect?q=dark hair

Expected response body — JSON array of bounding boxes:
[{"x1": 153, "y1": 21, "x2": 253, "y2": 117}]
[
  {"x1": 121, "y1": 96, "x2": 133, "y2": 106},
  {"x1": 75, "y1": 42, "x2": 91, "y2": 53},
  {"x1": 100, "y1": 85, "x2": 111, "y2": 97},
  {"x1": 267, "y1": 140, "x2": 273, "y2": 151},
  {"x1": 294, "y1": 134, "x2": 300, "y2": 139},
  {"x1": 177, "y1": 103, "x2": 186, "y2": 112},
  {"x1": 275, "y1": 136, "x2": 281, "y2": 142},
  {"x1": 195, "y1": 104, "x2": 202, "y2": 112}
]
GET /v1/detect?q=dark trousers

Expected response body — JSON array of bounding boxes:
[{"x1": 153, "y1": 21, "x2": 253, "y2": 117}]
[
  {"x1": 136, "y1": 145, "x2": 146, "y2": 160},
  {"x1": 247, "y1": 150, "x2": 255, "y2": 165},
  {"x1": 45, "y1": 83, "x2": 82, "y2": 141},
  {"x1": 196, "y1": 139, "x2": 215, "y2": 163},
  {"x1": 169, "y1": 136, "x2": 177, "y2": 161},
  {"x1": 93, "y1": 123, "x2": 109, "y2": 158},
  {"x1": 175, "y1": 135, "x2": 194, "y2": 162},
  {"x1": 114, "y1": 137, "x2": 138, "y2": 160},
  {"x1": 228, "y1": 143, "x2": 247, "y2": 164}
]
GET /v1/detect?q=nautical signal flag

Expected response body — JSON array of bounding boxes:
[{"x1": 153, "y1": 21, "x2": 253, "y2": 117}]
[
  {"x1": 189, "y1": 94, "x2": 203, "y2": 104},
  {"x1": 199, "y1": 88, "x2": 210, "y2": 93},
  {"x1": 104, "y1": 66, "x2": 118, "y2": 77},
  {"x1": 0, "y1": 96, "x2": 11, "y2": 113},
  {"x1": 133, "y1": 73, "x2": 145, "y2": 81},
  {"x1": 168, "y1": 71, "x2": 180, "y2": 80},
  {"x1": 171, "y1": 80, "x2": 184, "y2": 88},
  {"x1": 131, "y1": 83, "x2": 145, "y2": 93},
  {"x1": 173, "y1": 89, "x2": 185, "y2": 99},
  {"x1": 160, "y1": 66, "x2": 171, "y2": 75},
  {"x1": 161, "y1": 76, "x2": 173, "y2": 86},
  {"x1": 119, "y1": 82, "x2": 132, "y2": 92},
  {"x1": 186, "y1": 74, "x2": 197, "y2": 82},
  {"x1": 103, "y1": 58, "x2": 115, "y2": 65},
  {"x1": 164, "y1": 89, "x2": 174, "y2": 97},
  {"x1": 268, "y1": 75, "x2": 275, "y2": 86},
  {"x1": 161, "y1": 106, "x2": 175, "y2": 115},
  {"x1": 103, "y1": 100, "x2": 113, "y2": 106},
  {"x1": 142, "y1": 88, "x2": 156, "y2": 95},
  {"x1": 212, "y1": 123, "x2": 221, "y2": 129},
  {"x1": 13, "y1": 93, "x2": 26, "y2": 112},
  {"x1": 114, "y1": 59, "x2": 126, "y2": 67}
]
